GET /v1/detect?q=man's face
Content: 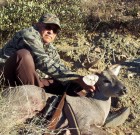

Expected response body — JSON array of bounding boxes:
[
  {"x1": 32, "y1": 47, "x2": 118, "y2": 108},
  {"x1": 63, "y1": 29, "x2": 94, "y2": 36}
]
[{"x1": 38, "y1": 23, "x2": 60, "y2": 44}]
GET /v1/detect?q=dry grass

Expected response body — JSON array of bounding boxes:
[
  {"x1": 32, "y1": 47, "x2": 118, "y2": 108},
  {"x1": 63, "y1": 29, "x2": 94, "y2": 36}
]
[
  {"x1": 81, "y1": 0, "x2": 140, "y2": 21},
  {"x1": 0, "y1": 0, "x2": 139, "y2": 134},
  {"x1": 0, "y1": 78, "x2": 69, "y2": 135},
  {"x1": 0, "y1": 82, "x2": 45, "y2": 135}
]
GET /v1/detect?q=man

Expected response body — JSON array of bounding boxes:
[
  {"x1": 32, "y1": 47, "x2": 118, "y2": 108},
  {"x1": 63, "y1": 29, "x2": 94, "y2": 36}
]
[{"x1": 0, "y1": 13, "x2": 95, "y2": 95}]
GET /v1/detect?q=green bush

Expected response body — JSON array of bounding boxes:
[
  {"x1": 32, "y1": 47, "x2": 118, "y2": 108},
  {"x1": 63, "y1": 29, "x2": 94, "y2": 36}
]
[
  {"x1": 0, "y1": 0, "x2": 86, "y2": 47},
  {"x1": 0, "y1": 0, "x2": 139, "y2": 47}
]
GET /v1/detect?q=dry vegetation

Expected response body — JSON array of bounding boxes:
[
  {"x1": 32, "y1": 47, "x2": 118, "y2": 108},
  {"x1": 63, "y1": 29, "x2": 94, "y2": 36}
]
[{"x1": 0, "y1": 0, "x2": 140, "y2": 134}]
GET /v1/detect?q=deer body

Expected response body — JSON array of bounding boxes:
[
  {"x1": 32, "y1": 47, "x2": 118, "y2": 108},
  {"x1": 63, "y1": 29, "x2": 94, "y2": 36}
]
[
  {"x1": 46, "y1": 67, "x2": 127, "y2": 134},
  {"x1": 66, "y1": 95, "x2": 111, "y2": 126},
  {"x1": 1, "y1": 65, "x2": 127, "y2": 135}
]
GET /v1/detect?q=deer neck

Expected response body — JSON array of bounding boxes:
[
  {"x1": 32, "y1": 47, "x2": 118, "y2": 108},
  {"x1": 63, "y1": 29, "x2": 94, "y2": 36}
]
[
  {"x1": 92, "y1": 90, "x2": 111, "y2": 107},
  {"x1": 90, "y1": 87, "x2": 111, "y2": 121}
]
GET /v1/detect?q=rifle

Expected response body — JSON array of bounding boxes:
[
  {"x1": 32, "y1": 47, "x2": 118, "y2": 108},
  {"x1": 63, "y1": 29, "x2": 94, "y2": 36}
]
[{"x1": 43, "y1": 92, "x2": 81, "y2": 135}]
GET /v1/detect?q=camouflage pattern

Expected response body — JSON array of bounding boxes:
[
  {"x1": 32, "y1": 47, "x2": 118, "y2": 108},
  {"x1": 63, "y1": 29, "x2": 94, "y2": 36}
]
[
  {"x1": 0, "y1": 26, "x2": 80, "y2": 82},
  {"x1": 38, "y1": 13, "x2": 61, "y2": 29}
]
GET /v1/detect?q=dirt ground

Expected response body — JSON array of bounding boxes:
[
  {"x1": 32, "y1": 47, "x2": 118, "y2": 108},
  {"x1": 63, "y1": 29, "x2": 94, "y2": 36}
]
[
  {"x1": 0, "y1": 30, "x2": 139, "y2": 135},
  {"x1": 57, "y1": 30, "x2": 140, "y2": 135},
  {"x1": 105, "y1": 64, "x2": 140, "y2": 135}
]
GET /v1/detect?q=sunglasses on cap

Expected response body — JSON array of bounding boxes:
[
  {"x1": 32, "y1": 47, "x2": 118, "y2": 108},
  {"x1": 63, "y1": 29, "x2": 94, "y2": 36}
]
[{"x1": 44, "y1": 24, "x2": 60, "y2": 34}]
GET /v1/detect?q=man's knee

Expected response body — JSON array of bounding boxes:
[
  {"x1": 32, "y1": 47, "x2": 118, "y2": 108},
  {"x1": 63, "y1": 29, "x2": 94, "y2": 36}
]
[{"x1": 16, "y1": 49, "x2": 32, "y2": 60}]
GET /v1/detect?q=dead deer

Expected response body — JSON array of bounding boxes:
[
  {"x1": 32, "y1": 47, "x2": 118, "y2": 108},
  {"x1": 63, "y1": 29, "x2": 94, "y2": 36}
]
[
  {"x1": 60, "y1": 65, "x2": 128, "y2": 134},
  {"x1": 1, "y1": 65, "x2": 128, "y2": 135}
]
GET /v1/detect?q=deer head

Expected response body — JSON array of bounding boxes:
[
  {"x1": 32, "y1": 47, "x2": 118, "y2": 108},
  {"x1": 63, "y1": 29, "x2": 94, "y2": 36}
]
[{"x1": 96, "y1": 65, "x2": 127, "y2": 98}]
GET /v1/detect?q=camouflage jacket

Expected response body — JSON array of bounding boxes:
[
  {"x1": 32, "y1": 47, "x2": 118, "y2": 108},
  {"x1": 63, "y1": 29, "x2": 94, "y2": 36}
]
[{"x1": 0, "y1": 26, "x2": 80, "y2": 82}]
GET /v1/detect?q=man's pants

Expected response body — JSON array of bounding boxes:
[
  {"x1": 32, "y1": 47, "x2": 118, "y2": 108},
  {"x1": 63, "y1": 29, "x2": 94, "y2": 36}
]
[{"x1": 3, "y1": 49, "x2": 81, "y2": 95}]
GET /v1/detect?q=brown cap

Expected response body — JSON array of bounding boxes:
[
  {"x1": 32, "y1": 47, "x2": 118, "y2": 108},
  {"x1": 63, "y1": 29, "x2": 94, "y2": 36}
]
[{"x1": 38, "y1": 13, "x2": 61, "y2": 29}]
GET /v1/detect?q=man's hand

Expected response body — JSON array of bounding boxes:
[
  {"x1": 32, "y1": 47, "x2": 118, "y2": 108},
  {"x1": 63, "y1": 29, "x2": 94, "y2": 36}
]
[{"x1": 74, "y1": 76, "x2": 96, "y2": 93}]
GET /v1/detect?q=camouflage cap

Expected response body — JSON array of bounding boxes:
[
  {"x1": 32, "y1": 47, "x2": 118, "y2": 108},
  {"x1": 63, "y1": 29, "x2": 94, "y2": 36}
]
[{"x1": 38, "y1": 13, "x2": 61, "y2": 29}]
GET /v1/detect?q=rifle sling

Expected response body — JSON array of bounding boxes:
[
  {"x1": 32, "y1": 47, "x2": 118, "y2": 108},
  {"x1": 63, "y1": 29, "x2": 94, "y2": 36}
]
[
  {"x1": 47, "y1": 92, "x2": 66, "y2": 130},
  {"x1": 45, "y1": 92, "x2": 81, "y2": 135},
  {"x1": 63, "y1": 100, "x2": 81, "y2": 135}
]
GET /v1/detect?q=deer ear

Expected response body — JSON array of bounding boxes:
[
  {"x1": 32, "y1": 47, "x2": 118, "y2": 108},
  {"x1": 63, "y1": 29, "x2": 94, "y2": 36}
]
[
  {"x1": 110, "y1": 65, "x2": 121, "y2": 76},
  {"x1": 83, "y1": 74, "x2": 99, "y2": 86}
]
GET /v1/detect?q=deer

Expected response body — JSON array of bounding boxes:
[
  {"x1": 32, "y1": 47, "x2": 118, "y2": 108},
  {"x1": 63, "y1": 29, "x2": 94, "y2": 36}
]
[{"x1": 1, "y1": 65, "x2": 129, "y2": 135}]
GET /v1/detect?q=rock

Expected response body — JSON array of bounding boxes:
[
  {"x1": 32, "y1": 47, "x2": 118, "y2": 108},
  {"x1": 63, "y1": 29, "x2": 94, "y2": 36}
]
[{"x1": 104, "y1": 107, "x2": 130, "y2": 127}]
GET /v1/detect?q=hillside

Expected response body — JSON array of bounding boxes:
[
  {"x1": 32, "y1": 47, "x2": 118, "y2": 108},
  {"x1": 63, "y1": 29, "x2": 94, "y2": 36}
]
[{"x1": 0, "y1": 0, "x2": 140, "y2": 134}]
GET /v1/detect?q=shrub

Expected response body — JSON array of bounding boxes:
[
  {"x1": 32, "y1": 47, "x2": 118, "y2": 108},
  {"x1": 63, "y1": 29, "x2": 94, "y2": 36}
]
[{"x1": 0, "y1": 0, "x2": 86, "y2": 47}]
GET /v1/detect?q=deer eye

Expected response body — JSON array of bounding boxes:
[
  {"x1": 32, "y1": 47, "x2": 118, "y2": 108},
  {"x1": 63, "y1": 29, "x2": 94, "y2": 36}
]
[{"x1": 104, "y1": 80, "x2": 111, "y2": 83}]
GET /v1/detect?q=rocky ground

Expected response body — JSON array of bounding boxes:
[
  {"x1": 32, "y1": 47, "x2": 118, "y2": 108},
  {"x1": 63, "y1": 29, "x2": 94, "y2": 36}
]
[
  {"x1": 0, "y1": 30, "x2": 139, "y2": 135},
  {"x1": 0, "y1": 0, "x2": 139, "y2": 134},
  {"x1": 56, "y1": 31, "x2": 140, "y2": 135}
]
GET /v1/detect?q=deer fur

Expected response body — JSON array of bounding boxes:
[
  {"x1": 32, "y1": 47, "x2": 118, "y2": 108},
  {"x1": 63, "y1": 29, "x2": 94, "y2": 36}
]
[{"x1": 1, "y1": 65, "x2": 127, "y2": 135}]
